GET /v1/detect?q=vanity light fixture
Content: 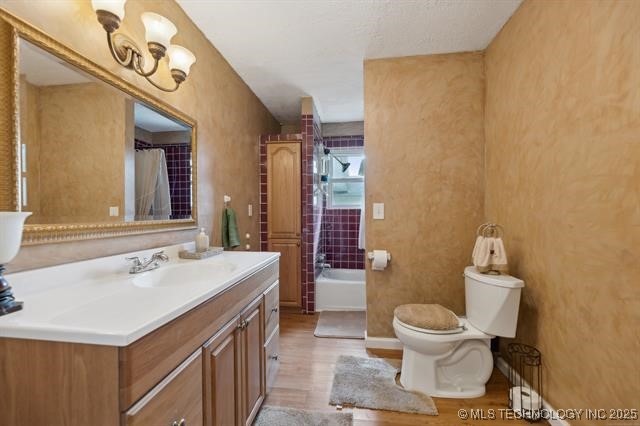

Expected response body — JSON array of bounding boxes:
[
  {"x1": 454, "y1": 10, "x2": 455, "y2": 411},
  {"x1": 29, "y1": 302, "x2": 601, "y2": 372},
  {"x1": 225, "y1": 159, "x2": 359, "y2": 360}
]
[{"x1": 91, "y1": 0, "x2": 196, "y2": 92}]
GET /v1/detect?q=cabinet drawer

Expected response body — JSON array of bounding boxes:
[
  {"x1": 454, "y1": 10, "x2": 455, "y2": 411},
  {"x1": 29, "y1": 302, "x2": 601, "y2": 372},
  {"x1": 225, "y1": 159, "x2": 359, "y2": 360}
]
[
  {"x1": 264, "y1": 326, "x2": 280, "y2": 394},
  {"x1": 123, "y1": 350, "x2": 203, "y2": 426},
  {"x1": 264, "y1": 281, "x2": 280, "y2": 338}
]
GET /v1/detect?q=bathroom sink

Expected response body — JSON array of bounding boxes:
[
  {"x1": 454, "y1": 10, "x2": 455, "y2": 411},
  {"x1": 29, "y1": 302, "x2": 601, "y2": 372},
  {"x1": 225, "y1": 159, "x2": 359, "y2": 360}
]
[{"x1": 132, "y1": 261, "x2": 237, "y2": 288}]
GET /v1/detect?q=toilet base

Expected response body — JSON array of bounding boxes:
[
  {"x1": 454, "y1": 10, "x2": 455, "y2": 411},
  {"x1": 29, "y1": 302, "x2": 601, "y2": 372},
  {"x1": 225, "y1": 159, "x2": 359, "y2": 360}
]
[{"x1": 399, "y1": 339, "x2": 493, "y2": 399}]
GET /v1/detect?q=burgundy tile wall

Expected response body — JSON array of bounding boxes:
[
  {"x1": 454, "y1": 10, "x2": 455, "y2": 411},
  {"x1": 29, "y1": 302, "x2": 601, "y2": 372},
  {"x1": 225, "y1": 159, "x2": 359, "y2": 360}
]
[
  {"x1": 135, "y1": 140, "x2": 192, "y2": 219},
  {"x1": 321, "y1": 207, "x2": 365, "y2": 269},
  {"x1": 301, "y1": 115, "x2": 322, "y2": 313},
  {"x1": 320, "y1": 135, "x2": 365, "y2": 269}
]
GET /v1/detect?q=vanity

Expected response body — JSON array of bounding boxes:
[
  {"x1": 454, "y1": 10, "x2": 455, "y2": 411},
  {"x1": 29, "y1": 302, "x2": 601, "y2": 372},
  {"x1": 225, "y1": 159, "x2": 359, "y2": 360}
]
[{"x1": 0, "y1": 245, "x2": 280, "y2": 426}]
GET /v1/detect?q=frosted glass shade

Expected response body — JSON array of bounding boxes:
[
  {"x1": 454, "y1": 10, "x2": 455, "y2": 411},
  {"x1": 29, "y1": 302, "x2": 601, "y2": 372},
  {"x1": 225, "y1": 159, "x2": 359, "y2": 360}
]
[
  {"x1": 141, "y1": 12, "x2": 177, "y2": 48},
  {"x1": 91, "y1": 0, "x2": 126, "y2": 20},
  {"x1": 168, "y1": 45, "x2": 196, "y2": 75},
  {"x1": 0, "y1": 212, "x2": 31, "y2": 264}
]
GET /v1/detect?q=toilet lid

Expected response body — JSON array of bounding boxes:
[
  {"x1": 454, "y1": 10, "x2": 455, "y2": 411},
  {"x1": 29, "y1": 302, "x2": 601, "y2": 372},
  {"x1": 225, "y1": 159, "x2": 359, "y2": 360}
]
[
  {"x1": 393, "y1": 304, "x2": 460, "y2": 331},
  {"x1": 396, "y1": 318, "x2": 466, "y2": 335}
]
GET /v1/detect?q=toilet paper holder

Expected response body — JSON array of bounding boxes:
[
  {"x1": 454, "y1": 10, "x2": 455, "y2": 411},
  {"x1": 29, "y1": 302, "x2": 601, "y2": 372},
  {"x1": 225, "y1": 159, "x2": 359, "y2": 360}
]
[{"x1": 367, "y1": 251, "x2": 391, "y2": 262}]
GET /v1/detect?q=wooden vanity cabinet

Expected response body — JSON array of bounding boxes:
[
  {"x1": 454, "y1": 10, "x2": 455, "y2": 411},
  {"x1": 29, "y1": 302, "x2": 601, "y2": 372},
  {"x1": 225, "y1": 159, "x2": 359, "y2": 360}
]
[
  {"x1": 203, "y1": 316, "x2": 241, "y2": 426},
  {"x1": 203, "y1": 294, "x2": 265, "y2": 426},
  {"x1": 123, "y1": 350, "x2": 203, "y2": 426},
  {"x1": 0, "y1": 260, "x2": 279, "y2": 426}
]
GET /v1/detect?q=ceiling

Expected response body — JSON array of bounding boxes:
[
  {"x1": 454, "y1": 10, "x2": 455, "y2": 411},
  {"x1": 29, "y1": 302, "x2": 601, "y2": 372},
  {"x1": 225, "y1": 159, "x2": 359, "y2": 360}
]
[
  {"x1": 135, "y1": 103, "x2": 190, "y2": 132},
  {"x1": 20, "y1": 39, "x2": 92, "y2": 86},
  {"x1": 178, "y1": 0, "x2": 522, "y2": 124}
]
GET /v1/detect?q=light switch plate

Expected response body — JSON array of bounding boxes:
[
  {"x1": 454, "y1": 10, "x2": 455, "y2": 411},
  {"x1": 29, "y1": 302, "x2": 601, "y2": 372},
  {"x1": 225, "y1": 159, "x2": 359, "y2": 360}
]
[
  {"x1": 248, "y1": 203, "x2": 253, "y2": 217},
  {"x1": 373, "y1": 203, "x2": 385, "y2": 220}
]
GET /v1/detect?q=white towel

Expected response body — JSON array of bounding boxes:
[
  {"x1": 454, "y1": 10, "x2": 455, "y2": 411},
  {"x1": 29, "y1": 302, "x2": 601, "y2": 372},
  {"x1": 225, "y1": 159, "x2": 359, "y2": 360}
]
[
  {"x1": 471, "y1": 235, "x2": 483, "y2": 263},
  {"x1": 489, "y1": 238, "x2": 509, "y2": 273},
  {"x1": 473, "y1": 237, "x2": 509, "y2": 274}
]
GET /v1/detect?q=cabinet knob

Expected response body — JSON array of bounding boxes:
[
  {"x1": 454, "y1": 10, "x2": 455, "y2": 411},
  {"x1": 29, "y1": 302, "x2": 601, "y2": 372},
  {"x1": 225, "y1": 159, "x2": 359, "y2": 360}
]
[
  {"x1": 179, "y1": 419, "x2": 186, "y2": 426},
  {"x1": 270, "y1": 353, "x2": 279, "y2": 361},
  {"x1": 237, "y1": 320, "x2": 246, "y2": 330},
  {"x1": 296, "y1": 241, "x2": 300, "y2": 247}
]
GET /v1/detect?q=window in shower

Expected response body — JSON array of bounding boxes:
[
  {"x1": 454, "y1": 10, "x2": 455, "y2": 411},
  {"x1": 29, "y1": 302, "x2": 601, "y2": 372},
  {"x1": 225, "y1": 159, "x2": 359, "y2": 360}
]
[{"x1": 327, "y1": 147, "x2": 365, "y2": 209}]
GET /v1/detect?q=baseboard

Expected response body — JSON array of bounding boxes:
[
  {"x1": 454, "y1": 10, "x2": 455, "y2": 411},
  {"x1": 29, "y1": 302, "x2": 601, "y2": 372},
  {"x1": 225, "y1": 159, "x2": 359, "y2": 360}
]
[
  {"x1": 364, "y1": 332, "x2": 403, "y2": 350},
  {"x1": 495, "y1": 357, "x2": 570, "y2": 426},
  {"x1": 315, "y1": 307, "x2": 366, "y2": 312}
]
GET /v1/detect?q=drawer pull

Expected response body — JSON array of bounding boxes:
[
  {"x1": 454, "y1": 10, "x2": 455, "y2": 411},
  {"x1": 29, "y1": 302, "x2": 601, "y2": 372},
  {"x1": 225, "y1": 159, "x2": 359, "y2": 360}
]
[{"x1": 269, "y1": 353, "x2": 279, "y2": 361}]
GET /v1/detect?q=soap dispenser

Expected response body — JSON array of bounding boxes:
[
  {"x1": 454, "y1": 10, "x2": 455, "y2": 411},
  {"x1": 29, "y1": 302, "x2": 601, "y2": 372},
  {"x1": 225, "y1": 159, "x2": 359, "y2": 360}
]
[{"x1": 196, "y1": 228, "x2": 209, "y2": 253}]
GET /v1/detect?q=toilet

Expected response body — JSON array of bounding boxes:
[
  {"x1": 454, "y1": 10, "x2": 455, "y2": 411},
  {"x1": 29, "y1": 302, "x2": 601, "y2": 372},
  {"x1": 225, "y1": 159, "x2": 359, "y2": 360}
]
[{"x1": 393, "y1": 266, "x2": 524, "y2": 398}]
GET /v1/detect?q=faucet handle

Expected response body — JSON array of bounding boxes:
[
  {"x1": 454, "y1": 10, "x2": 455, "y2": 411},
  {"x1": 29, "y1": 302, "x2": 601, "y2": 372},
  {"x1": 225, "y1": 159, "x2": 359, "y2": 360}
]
[
  {"x1": 125, "y1": 256, "x2": 142, "y2": 266},
  {"x1": 152, "y1": 251, "x2": 169, "y2": 262}
]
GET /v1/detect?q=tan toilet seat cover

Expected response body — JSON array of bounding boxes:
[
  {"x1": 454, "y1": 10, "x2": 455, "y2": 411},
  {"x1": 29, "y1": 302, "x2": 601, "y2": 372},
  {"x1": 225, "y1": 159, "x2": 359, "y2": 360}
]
[{"x1": 394, "y1": 304, "x2": 460, "y2": 331}]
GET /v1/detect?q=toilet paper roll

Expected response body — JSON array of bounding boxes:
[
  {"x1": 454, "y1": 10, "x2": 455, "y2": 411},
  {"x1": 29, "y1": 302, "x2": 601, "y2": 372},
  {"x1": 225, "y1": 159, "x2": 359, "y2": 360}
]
[{"x1": 371, "y1": 250, "x2": 389, "y2": 271}]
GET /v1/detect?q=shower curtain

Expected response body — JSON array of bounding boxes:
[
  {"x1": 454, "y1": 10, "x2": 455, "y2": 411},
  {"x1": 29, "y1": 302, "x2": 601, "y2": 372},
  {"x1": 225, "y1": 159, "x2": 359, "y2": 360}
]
[{"x1": 135, "y1": 149, "x2": 172, "y2": 220}]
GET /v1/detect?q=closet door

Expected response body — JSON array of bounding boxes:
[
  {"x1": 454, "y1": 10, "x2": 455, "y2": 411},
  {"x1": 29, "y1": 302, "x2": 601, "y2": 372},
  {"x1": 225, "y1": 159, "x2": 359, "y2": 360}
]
[
  {"x1": 267, "y1": 240, "x2": 301, "y2": 308},
  {"x1": 266, "y1": 143, "x2": 301, "y2": 239}
]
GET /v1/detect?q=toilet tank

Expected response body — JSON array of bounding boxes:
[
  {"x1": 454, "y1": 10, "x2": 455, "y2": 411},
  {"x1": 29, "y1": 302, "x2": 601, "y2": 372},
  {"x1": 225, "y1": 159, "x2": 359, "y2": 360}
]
[{"x1": 464, "y1": 266, "x2": 524, "y2": 338}]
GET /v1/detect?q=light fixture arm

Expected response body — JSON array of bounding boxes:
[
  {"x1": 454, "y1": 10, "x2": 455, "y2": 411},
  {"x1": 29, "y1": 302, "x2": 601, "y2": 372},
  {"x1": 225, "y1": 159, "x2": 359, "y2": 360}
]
[{"x1": 97, "y1": 10, "x2": 184, "y2": 92}]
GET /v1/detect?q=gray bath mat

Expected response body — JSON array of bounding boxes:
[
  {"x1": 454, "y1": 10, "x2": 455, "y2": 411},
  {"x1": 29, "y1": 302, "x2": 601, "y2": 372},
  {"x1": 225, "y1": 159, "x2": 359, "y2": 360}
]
[
  {"x1": 253, "y1": 405, "x2": 353, "y2": 426},
  {"x1": 314, "y1": 311, "x2": 366, "y2": 339},
  {"x1": 329, "y1": 355, "x2": 438, "y2": 415}
]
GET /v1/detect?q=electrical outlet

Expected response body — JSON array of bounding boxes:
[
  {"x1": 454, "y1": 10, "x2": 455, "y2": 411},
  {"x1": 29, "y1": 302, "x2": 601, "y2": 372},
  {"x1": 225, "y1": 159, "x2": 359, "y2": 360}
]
[{"x1": 109, "y1": 206, "x2": 119, "y2": 217}]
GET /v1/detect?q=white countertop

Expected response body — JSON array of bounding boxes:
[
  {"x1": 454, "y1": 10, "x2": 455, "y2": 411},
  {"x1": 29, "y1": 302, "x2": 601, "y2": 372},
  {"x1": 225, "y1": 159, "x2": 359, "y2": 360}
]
[{"x1": 0, "y1": 244, "x2": 279, "y2": 346}]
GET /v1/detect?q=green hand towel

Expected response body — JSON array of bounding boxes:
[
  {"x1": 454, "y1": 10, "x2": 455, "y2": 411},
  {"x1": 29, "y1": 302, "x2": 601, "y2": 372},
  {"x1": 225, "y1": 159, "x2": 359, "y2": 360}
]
[{"x1": 221, "y1": 207, "x2": 240, "y2": 249}]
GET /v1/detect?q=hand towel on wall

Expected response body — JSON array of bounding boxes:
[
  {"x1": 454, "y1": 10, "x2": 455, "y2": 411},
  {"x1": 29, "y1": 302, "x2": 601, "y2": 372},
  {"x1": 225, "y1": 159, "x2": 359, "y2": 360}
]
[
  {"x1": 473, "y1": 237, "x2": 509, "y2": 274},
  {"x1": 221, "y1": 207, "x2": 240, "y2": 249}
]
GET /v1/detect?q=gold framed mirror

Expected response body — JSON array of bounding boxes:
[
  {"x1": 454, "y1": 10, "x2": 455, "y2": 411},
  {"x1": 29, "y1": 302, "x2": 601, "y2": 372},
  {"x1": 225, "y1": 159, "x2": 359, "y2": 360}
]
[{"x1": 0, "y1": 10, "x2": 198, "y2": 245}]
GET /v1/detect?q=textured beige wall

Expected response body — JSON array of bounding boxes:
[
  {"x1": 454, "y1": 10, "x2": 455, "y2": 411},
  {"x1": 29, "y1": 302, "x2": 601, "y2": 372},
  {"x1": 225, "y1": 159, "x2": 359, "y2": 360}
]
[
  {"x1": 485, "y1": 0, "x2": 640, "y2": 414},
  {"x1": 37, "y1": 82, "x2": 126, "y2": 224},
  {"x1": 2, "y1": 0, "x2": 279, "y2": 271},
  {"x1": 364, "y1": 53, "x2": 485, "y2": 337}
]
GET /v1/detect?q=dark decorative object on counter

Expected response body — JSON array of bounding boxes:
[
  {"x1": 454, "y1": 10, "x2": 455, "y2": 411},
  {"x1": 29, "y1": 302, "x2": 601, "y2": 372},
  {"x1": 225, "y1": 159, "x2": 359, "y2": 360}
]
[{"x1": 0, "y1": 212, "x2": 31, "y2": 316}]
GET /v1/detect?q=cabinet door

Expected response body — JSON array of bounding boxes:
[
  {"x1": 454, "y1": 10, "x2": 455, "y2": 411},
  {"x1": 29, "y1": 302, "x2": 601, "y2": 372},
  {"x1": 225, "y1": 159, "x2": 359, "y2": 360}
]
[
  {"x1": 203, "y1": 316, "x2": 241, "y2": 426},
  {"x1": 240, "y1": 297, "x2": 265, "y2": 426},
  {"x1": 123, "y1": 350, "x2": 203, "y2": 426},
  {"x1": 267, "y1": 142, "x2": 301, "y2": 239},
  {"x1": 267, "y1": 239, "x2": 301, "y2": 307}
]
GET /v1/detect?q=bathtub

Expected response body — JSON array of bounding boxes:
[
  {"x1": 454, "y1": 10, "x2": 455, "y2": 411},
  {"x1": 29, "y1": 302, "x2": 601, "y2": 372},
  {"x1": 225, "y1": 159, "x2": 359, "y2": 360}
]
[{"x1": 315, "y1": 268, "x2": 366, "y2": 311}]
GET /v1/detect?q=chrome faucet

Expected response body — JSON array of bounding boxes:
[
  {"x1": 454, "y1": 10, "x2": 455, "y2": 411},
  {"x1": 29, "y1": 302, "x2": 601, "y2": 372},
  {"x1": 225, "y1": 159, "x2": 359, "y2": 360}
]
[
  {"x1": 126, "y1": 251, "x2": 169, "y2": 274},
  {"x1": 316, "y1": 254, "x2": 331, "y2": 272}
]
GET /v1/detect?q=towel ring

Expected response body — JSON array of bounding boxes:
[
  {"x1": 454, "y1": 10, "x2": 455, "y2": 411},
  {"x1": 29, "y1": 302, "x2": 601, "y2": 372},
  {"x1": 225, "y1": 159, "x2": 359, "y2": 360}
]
[
  {"x1": 481, "y1": 223, "x2": 504, "y2": 238},
  {"x1": 476, "y1": 223, "x2": 491, "y2": 236}
]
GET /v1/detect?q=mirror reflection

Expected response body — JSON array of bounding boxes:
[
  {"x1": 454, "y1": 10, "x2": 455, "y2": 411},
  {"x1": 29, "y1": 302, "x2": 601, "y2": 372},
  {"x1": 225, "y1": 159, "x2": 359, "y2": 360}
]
[{"x1": 18, "y1": 38, "x2": 193, "y2": 225}]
